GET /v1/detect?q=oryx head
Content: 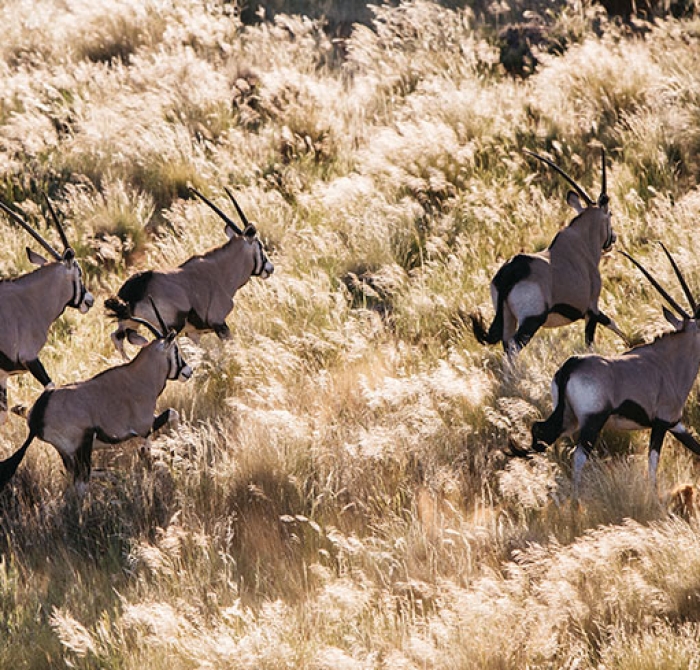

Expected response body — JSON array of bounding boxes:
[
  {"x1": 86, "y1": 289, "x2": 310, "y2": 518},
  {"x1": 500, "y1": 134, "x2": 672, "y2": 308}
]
[
  {"x1": 622, "y1": 242, "x2": 700, "y2": 334},
  {"x1": 190, "y1": 186, "x2": 275, "y2": 279},
  {"x1": 127, "y1": 297, "x2": 193, "y2": 382},
  {"x1": 526, "y1": 148, "x2": 616, "y2": 253},
  {"x1": 0, "y1": 196, "x2": 95, "y2": 313}
]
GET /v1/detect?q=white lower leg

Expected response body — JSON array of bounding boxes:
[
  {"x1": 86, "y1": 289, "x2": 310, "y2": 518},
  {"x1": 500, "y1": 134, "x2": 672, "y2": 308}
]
[{"x1": 573, "y1": 446, "x2": 588, "y2": 500}]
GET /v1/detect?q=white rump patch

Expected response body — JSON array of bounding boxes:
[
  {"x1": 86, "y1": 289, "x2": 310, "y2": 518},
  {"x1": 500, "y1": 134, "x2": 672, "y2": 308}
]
[{"x1": 507, "y1": 281, "x2": 546, "y2": 323}]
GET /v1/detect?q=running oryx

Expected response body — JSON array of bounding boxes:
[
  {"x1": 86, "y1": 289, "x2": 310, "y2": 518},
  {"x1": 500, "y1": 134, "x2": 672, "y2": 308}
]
[
  {"x1": 0, "y1": 197, "x2": 94, "y2": 424},
  {"x1": 511, "y1": 244, "x2": 700, "y2": 499},
  {"x1": 105, "y1": 186, "x2": 274, "y2": 358},
  {"x1": 0, "y1": 299, "x2": 192, "y2": 494},
  {"x1": 470, "y1": 149, "x2": 625, "y2": 354}
]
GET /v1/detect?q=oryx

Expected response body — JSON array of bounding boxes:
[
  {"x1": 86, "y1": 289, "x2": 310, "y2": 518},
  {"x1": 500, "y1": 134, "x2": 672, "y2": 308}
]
[
  {"x1": 470, "y1": 149, "x2": 625, "y2": 354},
  {"x1": 512, "y1": 244, "x2": 700, "y2": 498},
  {"x1": 105, "y1": 186, "x2": 274, "y2": 358},
  {"x1": 0, "y1": 299, "x2": 192, "y2": 493},
  {"x1": 0, "y1": 197, "x2": 94, "y2": 424}
]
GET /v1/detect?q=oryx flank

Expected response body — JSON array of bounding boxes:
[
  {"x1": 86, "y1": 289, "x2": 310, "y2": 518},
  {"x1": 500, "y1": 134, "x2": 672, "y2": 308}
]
[
  {"x1": 0, "y1": 299, "x2": 192, "y2": 493},
  {"x1": 0, "y1": 197, "x2": 94, "y2": 424},
  {"x1": 512, "y1": 244, "x2": 700, "y2": 498},
  {"x1": 105, "y1": 187, "x2": 274, "y2": 358},
  {"x1": 471, "y1": 149, "x2": 625, "y2": 354}
]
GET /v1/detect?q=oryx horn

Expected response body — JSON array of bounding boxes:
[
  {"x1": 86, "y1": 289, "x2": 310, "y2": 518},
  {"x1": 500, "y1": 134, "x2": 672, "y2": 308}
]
[
  {"x1": 43, "y1": 193, "x2": 71, "y2": 251},
  {"x1": 149, "y1": 296, "x2": 169, "y2": 337},
  {"x1": 0, "y1": 200, "x2": 61, "y2": 260},
  {"x1": 524, "y1": 150, "x2": 594, "y2": 207},
  {"x1": 189, "y1": 187, "x2": 244, "y2": 236},
  {"x1": 597, "y1": 148, "x2": 609, "y2": 208},
  {"x1": 223, "y1": 186, "x2": 251, "y2": 229},
  {"x1": 658, "y1": 241, "x2": 697, "y2": 316},
  {"x1": 620, "y1": 249, "x2": 691, "y2": 319}
]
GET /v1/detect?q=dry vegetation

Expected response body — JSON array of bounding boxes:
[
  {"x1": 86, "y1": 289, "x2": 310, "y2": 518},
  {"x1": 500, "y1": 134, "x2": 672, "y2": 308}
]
[{"x1": 2, "y1": 0, "x2": 700, "y2": 667}]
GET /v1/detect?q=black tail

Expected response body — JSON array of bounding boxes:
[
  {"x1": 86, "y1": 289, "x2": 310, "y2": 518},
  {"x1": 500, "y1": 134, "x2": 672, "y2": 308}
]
[
  {"x1": 105, "y1": 296, "x2": 132, "y2": 321},
  {"x1": 0, "y1": 432, "x2": 35, "y2": 490},
  {"x1": 531, "y1": 357, "x2": 582, "y2": 452},
  {"x1": 470, "y1": 303, "x2": 504, "y2": 346}
]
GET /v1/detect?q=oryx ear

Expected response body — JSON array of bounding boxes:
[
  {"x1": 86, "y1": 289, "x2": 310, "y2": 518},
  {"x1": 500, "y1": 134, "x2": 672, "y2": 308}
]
[
  {"x1": 26, "y1": 247, "x2": 48, "y2": 266},
  {"x1": 662, "y1": 306, "x2": 684, "y2": 331},
  {"x1": 224, "y1": 224, "x2": 236, "y2": 239},
  {"x1": 243, "y1": 224, "x2": 257, "y2": 240},
  {"x1": 126, "y1": 331, "x2": 150, "y2": 347},
  {"x1": 566, "y1": 190, "x2": 585, "y2": 214}
]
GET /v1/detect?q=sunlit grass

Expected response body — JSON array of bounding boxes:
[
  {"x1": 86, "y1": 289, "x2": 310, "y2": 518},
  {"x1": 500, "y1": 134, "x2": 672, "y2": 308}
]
[{"x1": 1, "y1": 0, "x2": 700, "y2": 668}]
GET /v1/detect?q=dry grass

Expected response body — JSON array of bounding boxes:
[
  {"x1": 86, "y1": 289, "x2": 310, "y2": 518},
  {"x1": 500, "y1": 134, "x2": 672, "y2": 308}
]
[{"x1": 2, "y1": 1, "x2": 700, "y2": 668}]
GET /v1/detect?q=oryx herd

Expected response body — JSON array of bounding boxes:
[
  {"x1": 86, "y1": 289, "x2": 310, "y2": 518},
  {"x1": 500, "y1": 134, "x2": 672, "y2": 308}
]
[
  {"x1": 0, "y1": 188, "x2": 272, "y2": 492},
  {"x1": 473, "y1": 149, "x2": 700, "y2": 499},
  {"x1": 0, "y1": 148, "x2": 697, "y2": 503}
]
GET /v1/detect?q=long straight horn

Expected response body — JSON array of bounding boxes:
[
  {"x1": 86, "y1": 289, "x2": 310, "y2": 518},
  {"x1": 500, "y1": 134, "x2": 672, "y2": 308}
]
[
  {"x1": 524, "y1": 150, "x2": 594, "y2": 207},
  {"x1": 598, "y1": 148, "x2": 609, "y2": 208},
  {"x1": 148, "y1": 296, "x2": 168, "y2": 338},
  {"x1": 620, "y1": 250, "x2": 691, "y2": 319},
  {"x1": 223, "y1": 186, "x2": 251, "y2": 228},
  {"x1": 190, "y1": 187, "x2": 244, "y2": 236},
  {"x1": 0, "y1": 200, "x2": 61, "y2": 260},
  {"x1": 658, "y1": 241, "x2": 697, "y2": 315},
  {"x1": 43, "y1": 194, "x2": 71, "y2": 251}
]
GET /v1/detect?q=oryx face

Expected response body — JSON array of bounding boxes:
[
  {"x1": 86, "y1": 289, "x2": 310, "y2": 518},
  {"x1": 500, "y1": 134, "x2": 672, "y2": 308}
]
[
  {"x1": 567, "y1": 191, "x2": 616, "y2": 253},
  {"x1": 244, "y1": 226, "x2": 274, "y2": 279},
  {"x1": 62, "y1": 250, "x2": 94, "y2": 314},
  {"x1": 162, "y1": 332, "x2": 192, "y2": 381}
]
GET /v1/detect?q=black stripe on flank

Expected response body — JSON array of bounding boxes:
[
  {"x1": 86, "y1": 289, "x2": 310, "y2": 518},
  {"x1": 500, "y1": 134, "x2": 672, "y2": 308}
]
[
  {"x1": 0, "y1": 351, "x2": 24, "y2": 374},
  {"x1": 550, "y1": 304, "x2": 584, "y2": 322},
  {"x1": 117, "y1": 271, "x2": 154, "y2": 310},
  {"x1": 611, "y1": 400, "x2": 652, "y2": 428},
  {"x1": 28, "y1": 390, "x2": 53, "y2": 439}
]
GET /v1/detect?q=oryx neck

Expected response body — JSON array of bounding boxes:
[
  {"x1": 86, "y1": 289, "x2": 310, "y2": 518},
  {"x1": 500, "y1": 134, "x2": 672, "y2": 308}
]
[
  {"x1": 10, "y1": 263, "x2": 75, "y2": 320},
  {"x1": 121, "y1": 343, "x2": 171, "y2": 396}
]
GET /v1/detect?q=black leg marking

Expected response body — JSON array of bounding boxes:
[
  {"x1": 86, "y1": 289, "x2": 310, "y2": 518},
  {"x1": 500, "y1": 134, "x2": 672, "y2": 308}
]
[
  {"x1": 585, "y1": 314, "x2": 597, "y2": 347},
  {"x1": 649, "y1": 423, "x2": 667, "y2": 455},
  {"x1": 151, "y1": 410, "x2": 172, "y2": 434},
  {"x1": 25, "y1": 359, "x2": 51, "y2": 387},
  {"x1": 513, "y1": 313, "x2": 548, "y2": 350},
  {"x1": 579, "y1": 411, "x2": 610, "y2": 452},
  {"x1": 75, "y1": 430, "x2": 95, "y2": 484},
  {"x1": 214, "y1": 323, "x2": 232, "y2": 340},
  {"x1": 671, "y1": 426, "x2": 700, "y2": 457},
  {"x1": 0, "y1": 385, "x2": 6, "y2": 413}
]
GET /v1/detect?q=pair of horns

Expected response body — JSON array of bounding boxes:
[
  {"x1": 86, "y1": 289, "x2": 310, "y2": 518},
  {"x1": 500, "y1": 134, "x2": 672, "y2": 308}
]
[
  {"x1": 0, "y1": 195, "x2": 72, "y2": 261},
  {"x1": 622, "y1": 243, "x2": 698, "y2": 320},
  {"x1": 130, "y1": 296, "x2": 170, "y2": 340},
  {"x1": 525, "y1": 148, "x2": 607, "y2": 208},
  {"x1": 189, "y1": 186, "x2": 251, "y2": 236}
]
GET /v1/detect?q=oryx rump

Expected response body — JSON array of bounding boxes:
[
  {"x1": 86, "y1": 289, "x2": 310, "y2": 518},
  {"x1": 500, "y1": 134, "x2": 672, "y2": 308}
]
[
  {"x1": 471, "y1": 149, "x2": 624, "y2": 354},
  {"x1": 516, "y1": 245, "x2": 700, "y2": 498},
  {"x1": 0, "y1": 300, "x2": 192, "y2": 493},
  {"x1": 0, "y1": 197, "x2": 94, "y2": 425},
  {"x1": 106, "y1": 187, "x2": 273, "y2": 358}
]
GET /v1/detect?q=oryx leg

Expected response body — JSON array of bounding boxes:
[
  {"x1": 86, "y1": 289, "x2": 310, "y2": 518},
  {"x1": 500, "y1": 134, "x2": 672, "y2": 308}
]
[
  {"x1": 501, "y1": 305, "x2": 517, "y2": 352},
  {"x1": 25, "y1": 358, "x2": 52, "y2": 388},
  {"x1": 669, "y1": 422, "x2": 700, "y2": 456},
  {"x1": 59, "y1": 430, "x2": 95, "y2": 495},
  {"x1": 213, "y1": 323, "x2": 232, "y2": 340},
  {"x1": 585, "y1": 310, "x2": 626, "y2": 347},
  {"x1": 0, "y1": 371, "x2": 8, "y2": 426},
  {"x1": 511, "y1": 313, "x2": 548, "y2": 353},
  {"x1": 572, "y1": 411, "x2": 609, "y2": 499},
  {"x1": 151, "y1": 409, "x2": 179, "y2": 433},
  {"x1": 648, "y1": 423, "x2": 668, "y2": 492}
]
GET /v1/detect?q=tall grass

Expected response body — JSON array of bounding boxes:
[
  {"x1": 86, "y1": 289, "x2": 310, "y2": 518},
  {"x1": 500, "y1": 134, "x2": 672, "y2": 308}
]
[{"x1": 2, "y1": 0, "x2": 700, "y2": 667}]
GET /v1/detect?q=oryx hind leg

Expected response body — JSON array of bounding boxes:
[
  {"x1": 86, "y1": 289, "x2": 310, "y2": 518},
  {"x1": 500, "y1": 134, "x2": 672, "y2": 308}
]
[{"x1": 572, "y1": 411, "x2": 610, "y2": 499}]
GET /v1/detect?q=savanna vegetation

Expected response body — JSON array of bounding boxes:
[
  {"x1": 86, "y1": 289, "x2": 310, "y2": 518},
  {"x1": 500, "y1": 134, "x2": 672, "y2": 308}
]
[{"x1": 2, "y1": 0, "x2": 700, "y2": 667}]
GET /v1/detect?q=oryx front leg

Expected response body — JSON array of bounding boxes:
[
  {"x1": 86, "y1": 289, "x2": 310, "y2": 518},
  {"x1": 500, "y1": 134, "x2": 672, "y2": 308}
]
[
  {"x1": 213, "y1": 323, "x2": 232, "y2": 340},
  {"x1": 585, "y1": 310, "x2": 627, "y2": 347},
  {"x1": 151, "y1": 409, "x2": 179, "y2": 434},
  {"x1": 669, "y1": 422, "x2": 700, "y2": 457},
  {"x1": 0, "y1": 375, "x2": 7, "y2": 426},
  {"x1": 25, "y1": 358, "x2": 52, "y2": 388}
]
